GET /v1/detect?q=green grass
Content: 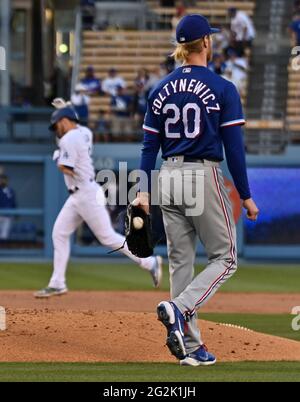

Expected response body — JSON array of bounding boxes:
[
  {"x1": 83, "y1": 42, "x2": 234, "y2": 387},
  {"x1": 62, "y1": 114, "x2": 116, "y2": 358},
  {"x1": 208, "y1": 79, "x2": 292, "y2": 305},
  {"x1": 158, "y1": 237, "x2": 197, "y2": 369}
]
[
  {"x1": 0, "y1": 262, "x2": 299, "y2": 292},
  {"x1": 200, "y1": 313, "x2": 300, "y2": 341},
  {"x1": 0, "y1": 362, "x2": 299, "y2": 382}
]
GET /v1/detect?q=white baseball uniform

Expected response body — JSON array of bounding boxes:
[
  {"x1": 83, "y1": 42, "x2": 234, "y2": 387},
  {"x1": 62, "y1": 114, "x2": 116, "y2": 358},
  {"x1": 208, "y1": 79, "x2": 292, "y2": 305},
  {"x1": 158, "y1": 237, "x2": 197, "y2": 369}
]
[
  {"x1": 48, "y1": 124, "x2": 156, "y2": 289},
  {"x1": 231, "y1": 11, "x2": 255, "y2": 41}
]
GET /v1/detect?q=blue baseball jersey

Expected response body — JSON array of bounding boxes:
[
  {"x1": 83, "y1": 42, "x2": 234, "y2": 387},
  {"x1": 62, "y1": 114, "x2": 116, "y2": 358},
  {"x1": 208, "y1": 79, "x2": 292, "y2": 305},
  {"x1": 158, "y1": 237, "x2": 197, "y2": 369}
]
[
  {"x1": 143, "y1": 65, "x2": 245, "y2": 161},
  {"x1": 140, "y1": 65, "x2": 251, "y2": 200},
  {"x1": 290, "y1": 19, "x2": 300, "y2": 45},
  {"x1": 0, "y1": 187, "x2": 16, "y2": 209}
]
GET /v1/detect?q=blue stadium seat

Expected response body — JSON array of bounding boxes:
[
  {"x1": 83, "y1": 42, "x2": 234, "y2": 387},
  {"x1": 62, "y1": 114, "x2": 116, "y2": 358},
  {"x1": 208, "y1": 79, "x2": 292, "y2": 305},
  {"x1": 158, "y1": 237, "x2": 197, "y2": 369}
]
[
  {"x1": 31, "y1": 122, "x2": 51, "y2": 140},
  {"x1": 13, "y1": 122, "x2": 32, "y2": 140},
  {"x1": 10, "y1": 222, "x2": 37, "y2": 242},
  {"x1": 0, "y1": 122, "x2": 9, "y2": 140}
]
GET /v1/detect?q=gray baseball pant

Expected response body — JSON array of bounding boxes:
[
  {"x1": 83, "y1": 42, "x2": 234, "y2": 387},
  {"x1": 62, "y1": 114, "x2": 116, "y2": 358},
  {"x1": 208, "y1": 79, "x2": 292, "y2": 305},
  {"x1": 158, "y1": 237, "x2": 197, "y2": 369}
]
[{"x1": 158, "y1": 157, "x2": 237, "y2": 354}]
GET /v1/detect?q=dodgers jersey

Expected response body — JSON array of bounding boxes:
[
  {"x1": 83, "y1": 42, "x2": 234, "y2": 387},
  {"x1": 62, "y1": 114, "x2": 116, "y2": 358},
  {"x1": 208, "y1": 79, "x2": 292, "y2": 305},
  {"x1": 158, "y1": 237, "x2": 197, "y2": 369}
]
[
  {"x1": 58, "y1": 125, "x2": 95, "y2": 190},
  {"x1": 143, "y1": 65, "x2": 245, "y2": 161},
  {"x1": 140, "y1": 65, "x2": 251, "y2": 200}
]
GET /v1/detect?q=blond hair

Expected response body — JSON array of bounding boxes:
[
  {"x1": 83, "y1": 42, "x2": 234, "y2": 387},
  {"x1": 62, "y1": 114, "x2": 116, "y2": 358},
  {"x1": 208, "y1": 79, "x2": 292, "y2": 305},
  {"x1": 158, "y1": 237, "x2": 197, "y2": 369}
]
[{"x1": 172, "y1": 38, "x2": 205, "y2": 63}]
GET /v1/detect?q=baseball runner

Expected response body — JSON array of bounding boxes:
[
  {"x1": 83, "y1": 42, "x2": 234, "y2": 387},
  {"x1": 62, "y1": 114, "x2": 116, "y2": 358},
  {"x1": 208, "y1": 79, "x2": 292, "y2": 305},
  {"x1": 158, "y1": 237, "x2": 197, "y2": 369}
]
[
  {"x1": 34, "y1": 102, "x2": 162, "y2": 298},
  {"x1": 135, "y1": 15, "x2": 259, "y2": 366}
]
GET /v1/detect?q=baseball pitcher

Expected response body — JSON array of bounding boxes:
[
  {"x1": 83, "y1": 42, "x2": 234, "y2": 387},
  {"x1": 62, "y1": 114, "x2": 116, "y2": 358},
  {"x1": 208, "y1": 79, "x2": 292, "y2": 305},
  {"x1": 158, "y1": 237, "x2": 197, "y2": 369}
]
[
  {"x1": 35, "y1": 102, "x2": 162, "y2": 298},
  {"x1": 135, "y1": 15, "x2": 259, "y2": 366}
]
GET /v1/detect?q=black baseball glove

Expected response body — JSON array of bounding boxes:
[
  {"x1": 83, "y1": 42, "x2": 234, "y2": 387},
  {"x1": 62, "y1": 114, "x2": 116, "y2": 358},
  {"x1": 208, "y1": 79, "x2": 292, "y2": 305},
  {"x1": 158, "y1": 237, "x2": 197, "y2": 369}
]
[{"x1": 125, "y1": 203, "x2": 154, "y2": 258}]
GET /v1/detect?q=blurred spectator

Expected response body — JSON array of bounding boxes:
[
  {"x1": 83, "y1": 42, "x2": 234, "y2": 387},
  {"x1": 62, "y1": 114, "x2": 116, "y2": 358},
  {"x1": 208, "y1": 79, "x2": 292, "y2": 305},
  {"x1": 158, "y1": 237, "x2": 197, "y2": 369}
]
[
  {"x1": 134, "y1": 68, "x2": 150, "y2": 88},
  {"x1": 159, "y1": 62, "x2": 169, "y2": 77},
  {"x1": 12, "y1": 93, "x2": 32, "y2": 107},
  {"x1": 289, "y1": 12, "x2": 300, "y2": 46},
  {"x1": 186, "y1": 0, "x2": 197, "y2": 5},
  {"x1": 212, "y1": 27, "x2": 230, "y2": 55},
  {"x1": 228, "y1": 7, "x2": 256, "y2": 56},
  {"x1": 182, "y1": 0, "x2": 196, "y2": 6},
  {"x1": 95, "y1": 111, "x2": 111, "y2": 142},
  {"x1": 132, "y1": 82, "x2": 147, "y2": 135},
  {"x1": 294, "y1": 0, "x2": 300, "y2": 13},
  {"x1": 80, "y1": 66, "x2": 102, "y2": 95},
  {"x1": 208, "y1": 54, "x2": 227, "y2": 75},
  {"x1": 224, "y1": 50, "x2": 248, "y2": 93},
  {"x1": 164, "y1": 54, "x2": 176, "y2": 73},
  {"x1": 110, "y1": 86, "x2": 132, "y2": 140},
  {"x1": 80, "y1": 0, "x2": 96, "y2": 30},
  {"x1": 102, "y1": 68, "x2": 126, "y2": 96},
  {"x1": 160, "y1": 0, "x2": 175, "y2": 6},
  {"x1": 145, "y1": 67, "x2": 162, "y2": 94},
  {"x1": 71, "y1": 83, "x2": 90, "y2": 124},
  {"x1": 171, "y1": 4, "x2": 187, "y2": 36},
  {"x1": 0, "y1": 174, "x2": 16, "y2": 240},
  {"x1": 46, "y1": 63, "x2": 69, "y2": 104}
]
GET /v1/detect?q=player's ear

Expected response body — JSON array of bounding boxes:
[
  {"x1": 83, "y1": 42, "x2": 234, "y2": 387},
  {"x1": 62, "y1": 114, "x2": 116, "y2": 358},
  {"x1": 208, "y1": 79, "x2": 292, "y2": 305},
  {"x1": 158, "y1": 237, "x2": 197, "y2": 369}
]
[{"x1": 203, "y1": 35, "x2": 209, "y2": 48}]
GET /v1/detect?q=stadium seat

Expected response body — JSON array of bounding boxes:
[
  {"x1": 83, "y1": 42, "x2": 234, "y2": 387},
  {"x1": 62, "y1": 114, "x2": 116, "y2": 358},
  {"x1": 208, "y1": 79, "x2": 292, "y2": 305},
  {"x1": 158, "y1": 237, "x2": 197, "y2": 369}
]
[
  {"x1": 10, "y1": 222, "x2": 37, "y2": 242},
  {"x1": 286, "y1": 58, "x2": 300, "y2": 138},
  {"x1": 79, "y1": 0, "x2": 254, "y2": 129},
  {"x1": 13, "y1": 122, "x2": 31, "y2": 140},
  {"x1": 147, "y1": 0, "x2": 255, "y2": 25},
  {"x1": 31, "y1": 122, "x2": 51, "y2": 140},
  {"x1": 0, "y1": 122, "x2": 9, "y2": 141}
]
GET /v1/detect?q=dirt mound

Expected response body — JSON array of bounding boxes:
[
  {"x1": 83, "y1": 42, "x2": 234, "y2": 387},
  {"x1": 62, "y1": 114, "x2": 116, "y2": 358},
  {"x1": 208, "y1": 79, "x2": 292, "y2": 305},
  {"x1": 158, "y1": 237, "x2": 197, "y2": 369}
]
[
  {"x1": 1, "y1": 309, "x2": 300, "y2": 363},
  {"x1": 0, "y1": 291, "x2": 298, "y2": 314}
]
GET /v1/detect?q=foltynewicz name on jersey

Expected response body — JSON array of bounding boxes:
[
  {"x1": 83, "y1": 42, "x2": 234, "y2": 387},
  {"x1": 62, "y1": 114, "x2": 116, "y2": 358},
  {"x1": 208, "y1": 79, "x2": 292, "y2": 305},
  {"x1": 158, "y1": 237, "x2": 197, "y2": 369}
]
[
  {"x1": 140, "y1": 66, "x2": 250, "y2": 199},
  {"x1": 151, "y1": 78, "x2": 220, "y2": 115}
]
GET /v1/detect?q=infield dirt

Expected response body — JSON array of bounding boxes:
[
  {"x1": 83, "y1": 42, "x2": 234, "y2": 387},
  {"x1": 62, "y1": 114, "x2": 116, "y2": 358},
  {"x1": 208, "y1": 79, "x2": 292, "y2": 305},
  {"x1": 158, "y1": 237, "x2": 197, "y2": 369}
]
[{"x1": 0, "y1": 291, "x2": 299, "y2": 363}]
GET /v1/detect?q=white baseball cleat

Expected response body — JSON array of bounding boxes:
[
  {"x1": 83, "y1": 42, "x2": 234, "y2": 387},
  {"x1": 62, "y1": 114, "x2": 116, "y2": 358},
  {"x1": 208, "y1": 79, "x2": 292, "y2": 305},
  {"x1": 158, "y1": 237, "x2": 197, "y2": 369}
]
[
  {"x1": 180, "y1": 345, "x2": 217, "y2": 366},
  {"x1": 34, "y1": 287, "x2": 68, "y2": 298}
]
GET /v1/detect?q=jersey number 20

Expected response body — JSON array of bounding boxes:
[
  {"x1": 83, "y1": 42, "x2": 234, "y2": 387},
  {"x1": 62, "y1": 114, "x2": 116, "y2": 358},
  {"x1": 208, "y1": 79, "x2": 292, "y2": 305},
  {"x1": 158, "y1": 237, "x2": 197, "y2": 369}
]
[{"x1": 163, "y1": 103, "x2": 201, "y2": 139}]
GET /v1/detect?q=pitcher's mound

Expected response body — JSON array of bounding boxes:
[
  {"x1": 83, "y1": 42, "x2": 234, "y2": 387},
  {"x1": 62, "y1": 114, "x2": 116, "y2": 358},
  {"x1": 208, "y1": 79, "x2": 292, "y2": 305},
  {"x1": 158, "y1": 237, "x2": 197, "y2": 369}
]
[{"x1": 1, "y1": 310, "x2": 300, "y2": 362}]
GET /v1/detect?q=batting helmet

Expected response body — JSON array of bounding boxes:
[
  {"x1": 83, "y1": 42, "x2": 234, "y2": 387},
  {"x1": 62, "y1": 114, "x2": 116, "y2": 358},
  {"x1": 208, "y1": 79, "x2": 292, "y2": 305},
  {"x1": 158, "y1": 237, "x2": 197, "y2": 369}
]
[{"x1": 49, "y1": 107, "x2": 79, "y2": 131}]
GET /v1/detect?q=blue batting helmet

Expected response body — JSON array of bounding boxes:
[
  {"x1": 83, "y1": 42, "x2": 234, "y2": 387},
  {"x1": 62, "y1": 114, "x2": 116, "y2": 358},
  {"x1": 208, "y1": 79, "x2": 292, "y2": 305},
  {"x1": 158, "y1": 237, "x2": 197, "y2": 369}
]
[{"x1": 49, "y1": 107, "x2": 79, "y2": 131}]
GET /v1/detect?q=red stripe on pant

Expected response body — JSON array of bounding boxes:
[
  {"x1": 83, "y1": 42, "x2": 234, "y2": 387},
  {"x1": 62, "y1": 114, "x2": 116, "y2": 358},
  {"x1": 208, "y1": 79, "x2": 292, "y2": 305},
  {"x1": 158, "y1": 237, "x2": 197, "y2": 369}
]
[{"x1": 187, "y1": 167, "x2": 236, "y2": 316}]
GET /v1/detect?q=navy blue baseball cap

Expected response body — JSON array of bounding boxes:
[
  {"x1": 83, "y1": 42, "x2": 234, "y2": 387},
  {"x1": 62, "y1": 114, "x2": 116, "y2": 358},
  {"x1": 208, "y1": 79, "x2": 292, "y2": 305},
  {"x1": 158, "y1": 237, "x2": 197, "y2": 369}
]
[
  {"x1": 176, "y1": 14, "x2": 220, "y2": 44},
  {"x1": 49, "y1": 107, "x2": 79, "y2": 131}
]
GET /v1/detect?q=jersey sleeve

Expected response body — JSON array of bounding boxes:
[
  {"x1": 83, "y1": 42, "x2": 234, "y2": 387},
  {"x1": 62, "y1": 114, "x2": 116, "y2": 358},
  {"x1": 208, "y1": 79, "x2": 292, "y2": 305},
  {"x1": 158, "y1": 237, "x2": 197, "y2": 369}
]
[
  {"x1": 220, "y1": 81, "x2": 246, "y2": 128},
  {"x1": 139, "y1": 99, "x2": 161, "y2": 193},
  {"x1": 221, "y1": 125, "x2": 251, "y2": 200},
  {"x1": 142, "y1": 100, "x2": 160, "y2": 135},
  {"x1": 58, "y1": 135, "x2": 78, "y2": 169}
]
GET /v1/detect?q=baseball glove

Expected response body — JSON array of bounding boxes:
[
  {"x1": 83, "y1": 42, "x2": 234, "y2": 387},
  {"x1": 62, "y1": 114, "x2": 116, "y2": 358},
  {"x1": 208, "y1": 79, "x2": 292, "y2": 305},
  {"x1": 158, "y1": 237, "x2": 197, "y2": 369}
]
[{"x1": 125, "y1": 203, "x2": 154, "y2": 258}]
